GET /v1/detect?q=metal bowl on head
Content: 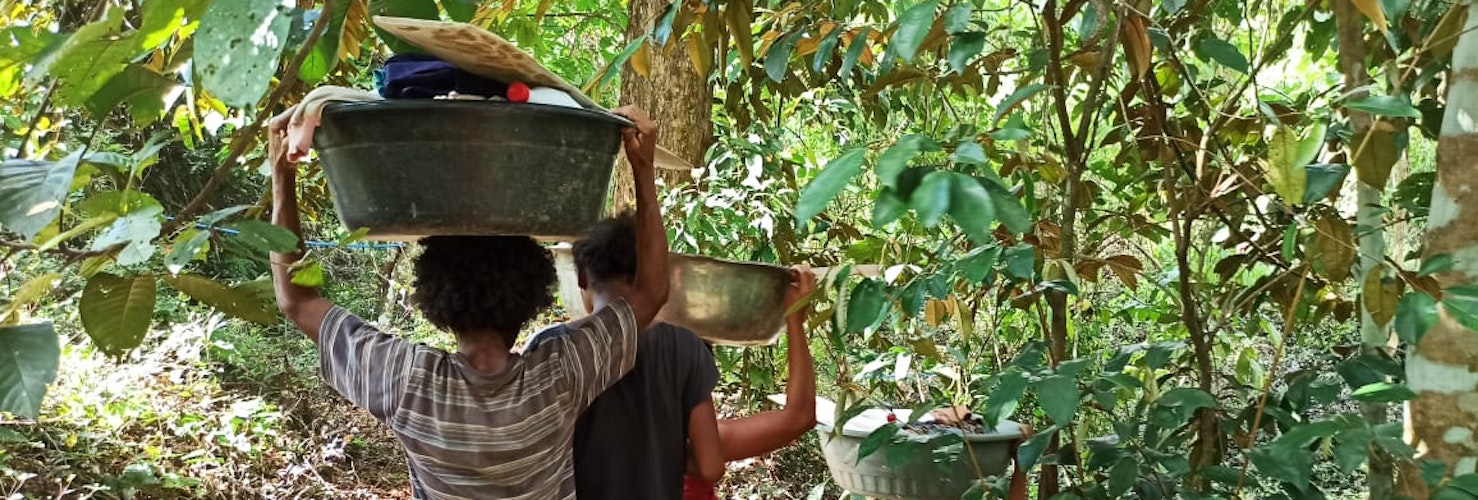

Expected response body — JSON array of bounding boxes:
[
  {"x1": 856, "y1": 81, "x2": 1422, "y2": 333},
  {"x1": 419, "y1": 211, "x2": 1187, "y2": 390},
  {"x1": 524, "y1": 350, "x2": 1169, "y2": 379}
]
[
  {"x1": 314, "y1": 100, "x2": 630, "y2": 241},
  {"x1": 551, "y1": 248, "x2": 794, "y2": 346}
]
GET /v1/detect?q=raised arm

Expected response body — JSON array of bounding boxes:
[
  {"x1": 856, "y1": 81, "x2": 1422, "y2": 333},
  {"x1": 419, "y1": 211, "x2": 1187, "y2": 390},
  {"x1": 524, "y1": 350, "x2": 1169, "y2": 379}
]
[
  {"x1": 712, "y1": 267, "x2": 817, "y2": 461},
  {"x1": 610, "y1": 106, "x2": 669, "y2": 327},
  {"x1": 269, "y1": 114, "x2": 333, "y2": 343}
]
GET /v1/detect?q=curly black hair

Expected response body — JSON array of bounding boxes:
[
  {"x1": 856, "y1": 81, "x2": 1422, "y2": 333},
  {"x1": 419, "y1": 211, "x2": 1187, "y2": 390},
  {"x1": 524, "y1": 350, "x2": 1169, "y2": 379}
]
[
  {"x1": 572, "y1": 212, "x2": 638, "y2": 285},
  {"x1": 410, "y1": 235, "x2": 556, "y2": 345}
]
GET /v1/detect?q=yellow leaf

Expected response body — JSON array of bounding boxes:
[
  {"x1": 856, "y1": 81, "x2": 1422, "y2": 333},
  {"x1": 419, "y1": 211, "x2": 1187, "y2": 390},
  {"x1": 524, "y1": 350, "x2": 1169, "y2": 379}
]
[
  {"x1": 1067, "y1": 50, "x2": 1100, "y2": 69},
  {"x1": 924, "y1": 299, "x2": 950, "y2": 327},
  {"x1": 2, "y1": 272, "x2": 61, "y2": 324},
  {"x1": 535, "y1": 0, "x2": 556, "y2": 22},
  {"x1": 725, "y1": 0, "x2": 755, "y2": 67},
  {"x1": 1362, "y1": 265, "x2": 1402, "y2": 327},
  {"x1": 1265, "y1": 126, "x2": 1306, "y2": 203},
  {"x1": 630, "y1": 42, "x2": 651, "y2": 78},
  {"x1": 1351, "y1": 0, "x2": 1389, "y2": 33},
  {"x1": 1312, "y1": 214, "x2": 1355, "y2": 282},
  {"x1": 685, "y1": 34, "x2": 711, "y2": 75},
  {"x1": 337, "y1": 0, "x2": 369, "y2": 62}
]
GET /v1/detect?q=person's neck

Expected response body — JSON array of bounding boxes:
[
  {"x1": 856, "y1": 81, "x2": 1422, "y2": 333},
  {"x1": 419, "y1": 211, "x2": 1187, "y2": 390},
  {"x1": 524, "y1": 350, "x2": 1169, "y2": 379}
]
[
  {"x1": 455, "y1": 331, "x2": 513, "y2": 375},
  {"x1": 590, "y1": 283, "x2": 656, "y2": 329}
]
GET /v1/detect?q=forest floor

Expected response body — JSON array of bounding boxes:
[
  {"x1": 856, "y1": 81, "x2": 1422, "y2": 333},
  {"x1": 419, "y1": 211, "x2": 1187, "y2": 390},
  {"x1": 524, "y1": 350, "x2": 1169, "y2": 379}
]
[{"x1": 0, "y1": 312, "x2": 827, "y2": 499}]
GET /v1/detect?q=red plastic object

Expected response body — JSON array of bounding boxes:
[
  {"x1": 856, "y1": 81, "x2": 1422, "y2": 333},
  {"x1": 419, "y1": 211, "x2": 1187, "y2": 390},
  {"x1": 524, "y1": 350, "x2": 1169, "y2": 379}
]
[{"x1": 507, "y1": 82, "x2": 530, "y2": 103}]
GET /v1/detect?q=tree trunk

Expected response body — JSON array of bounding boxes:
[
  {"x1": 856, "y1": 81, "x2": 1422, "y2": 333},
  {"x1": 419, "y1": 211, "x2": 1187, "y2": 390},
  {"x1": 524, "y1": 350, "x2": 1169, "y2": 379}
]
[
  {"x1": 609, "y1": 0, "x2": 713, "y2": 213},
  {"x1": 1401, "y1": 2, "x2": 1478, "y2": 497},
  {"x1": 1333, "y1": 1, "x2": 1395, "y2": 497}
]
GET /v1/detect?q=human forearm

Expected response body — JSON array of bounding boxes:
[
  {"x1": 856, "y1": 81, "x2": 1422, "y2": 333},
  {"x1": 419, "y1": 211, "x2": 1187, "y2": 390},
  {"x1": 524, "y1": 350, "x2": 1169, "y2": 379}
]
[
  {"x1": 616, "y1": 108, "x2": 669, "y2": 325},
  {"x1": 268, "y1": 122, "x2": 330, "y2": 341}
]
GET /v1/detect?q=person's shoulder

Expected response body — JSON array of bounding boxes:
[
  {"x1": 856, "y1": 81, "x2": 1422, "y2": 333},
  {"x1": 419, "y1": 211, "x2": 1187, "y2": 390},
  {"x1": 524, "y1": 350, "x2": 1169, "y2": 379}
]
[
  {"x1": 524, "y1": 323, "x2": 574, "y2": 352},
  {"x1": 649, "y1": 323, "x2": 712, "y2": 350}
]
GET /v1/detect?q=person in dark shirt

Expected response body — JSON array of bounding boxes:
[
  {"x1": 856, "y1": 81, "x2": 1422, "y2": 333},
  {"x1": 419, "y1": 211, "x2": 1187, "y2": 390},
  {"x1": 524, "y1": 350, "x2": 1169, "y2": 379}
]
[{"x1": 525, "y1": 213, "x2": 789, "y2": 499}]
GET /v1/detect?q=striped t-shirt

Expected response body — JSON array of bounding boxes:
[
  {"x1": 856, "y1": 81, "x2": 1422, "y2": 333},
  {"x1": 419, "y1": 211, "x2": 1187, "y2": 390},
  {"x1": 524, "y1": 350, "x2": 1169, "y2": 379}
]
[{"x1": 316, "y1": 299, "x2": 639, "y2": 500}]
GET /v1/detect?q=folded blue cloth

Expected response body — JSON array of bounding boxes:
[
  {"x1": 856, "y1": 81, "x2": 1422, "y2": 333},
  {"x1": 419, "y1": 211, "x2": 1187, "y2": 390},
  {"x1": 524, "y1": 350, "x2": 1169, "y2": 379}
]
[{"x1": 374, "y1": 54, "x2": 509, "y2": 99}]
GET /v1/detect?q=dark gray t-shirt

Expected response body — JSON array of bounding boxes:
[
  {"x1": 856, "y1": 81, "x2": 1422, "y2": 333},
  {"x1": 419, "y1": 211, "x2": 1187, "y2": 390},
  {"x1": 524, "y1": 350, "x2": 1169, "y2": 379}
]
[{"x1": 526, "y1": 321, "x2": 719, "y2": 500}]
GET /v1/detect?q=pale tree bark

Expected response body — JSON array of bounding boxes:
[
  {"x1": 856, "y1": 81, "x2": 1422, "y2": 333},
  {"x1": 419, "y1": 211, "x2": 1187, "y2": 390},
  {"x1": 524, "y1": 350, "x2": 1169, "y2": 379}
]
[
  {"x1": 1333, "y1": 1, "x2": 1396, "y2": 497},
  {"x1": 610, "y1": 0, "x2": 713, "y2": 213},
  {"x1": 1401, "y1": 2, "x2": 1478, "y2": 497}
]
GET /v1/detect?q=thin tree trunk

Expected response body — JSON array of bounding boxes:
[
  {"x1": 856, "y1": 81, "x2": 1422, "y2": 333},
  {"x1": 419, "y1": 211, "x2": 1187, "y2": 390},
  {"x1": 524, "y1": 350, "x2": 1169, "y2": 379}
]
[
  {"x1": 1333, "y1": 0, "x2": 1395, "y2": 497},
  {"x1": 1400, "y1": 2, "x2": 1478, "y2": 497}
]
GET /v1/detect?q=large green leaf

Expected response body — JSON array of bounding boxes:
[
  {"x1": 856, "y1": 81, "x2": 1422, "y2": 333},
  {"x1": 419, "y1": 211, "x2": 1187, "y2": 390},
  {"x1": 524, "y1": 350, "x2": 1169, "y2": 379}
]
[
  {"x1": 982, "y1": 370, "x2": 1027, "y2": 426},
  {"x1": 2, "y1": 273, "x2": 61, "y2": 324},
  {"x1": 812, "y1": 25, "x2": 844, "y2": 73},
  {"x1": 1036, "y1": 374, "x2": 1079, "y2": 424},
  {"x1": 1017, "y1": 425, "x2": 1057, "y2": 468},
  {"x1": 909, "y1": 171, "x2": 952, "y2": 227},
  {"x1": 194, "y1": 0, "x2": 293, "y2": 108},
  {"x1": 0, "y1": 28, "x2": 63, "y2": 98},
  {"x1": 797, "y1": 149, "x2": 867, "y2": 223},
  {"x1": 86, "y1": 64, "x2": 180, "y2": 125},
  {"x1": 956, "y1": 245, "x2": 1001, "y2": 283},
  {"x1": 944, "y1": 2, "x2": 973, "y2": 34},
  {"x1": 301, "y1": 0, "x2": 356, "y2": 83},
  {"x1": 1303, "y1": 164, "x2": 1350, "y2": 204},
  {"x1": 1150, "y1": 387, "x2": 1215, "y2": 428},
  {"x1": 0, "y1": 154, "x2": 81, "y2": 240},
  {"x1": 165, "y1": 228, "x2": 211, "y2": 274},
  {"x1": 953, "y1": 141, "x2": 987, "y2": 166},
  {"x1": 26, "y1": 8, "x2": 141, "y2": 106},
  {"x1": 163, "y1": 274, "x2": 278, "y2": 325},
  {"x1": 890, "y1": 1, "x2": 939, "y2": 63},
  {"x1": 1345, "y1": 95, "x2": 1421, "y2": 118},
  {"x1": 1352, "y1": 382, "x2": 1417, "y2": 403},
  {"x1": 80, "y1": 273, "x2": 158, "y2": 357},
  {"x1": 872, "y1": 189, "x2": 909, "y2": 226},
  {"x1": 857, "y1": 422, "x2": 901, "y2": 461},
  {"x1": 1193, "y1": 34, "x2": 1249, "y2": 74},
  {"x1": 994, "y1": 83, "x2": 1051, "y2": 123},
  {"x1": 948, "y1": 172, "x2": 996, "y2": 244},
  {"x1": 1250, "y1": 447, "x2": 1313, "y2": 490},
  {"x1": 1442, "y1": 285, "x2": 1478, "y2": 333},
  {"x1": 0, "y1": 323, "x2": 60, "y2": 418},
  {"x1": 1395, "y1": 291, "x2": 1438, "y2": 345},
  {"x1": 876, "y1": 135, "x2": 936, "y2": 188},
  {"x1": 1003, "y1": 245, "x2": 1034, "y2": 279},
  {"x1": 846, "y1": 278, "x2": 888, "y2": 333}
]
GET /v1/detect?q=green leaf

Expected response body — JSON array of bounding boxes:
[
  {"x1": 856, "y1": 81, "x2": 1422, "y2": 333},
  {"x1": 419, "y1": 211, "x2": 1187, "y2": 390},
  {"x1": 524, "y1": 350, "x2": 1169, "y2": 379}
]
[
  {"x1": 0, "y1": 154, "x2": 82, "y2": 240},
  {"x1": 1281, "y1": 224, "x2": 1299, "y2": 262},
  {"x1": 956, "y1": 246, "x2": 1001, "y2": 283},
  {"x1": 1354, "y1": 128, "x2": 1400, "y2": 187},
  {"x1": 1017, "y1": 425, "x2": 1057, "y2": 468},
  {"x1": 1294, "y1": 122, "x2": 1327, "y2": 167},
  {"x1": 163, "y1": 274, "x2": 278, "y2": 325},
  {"x1": 982, "y1": 178, "x2": 1030, "y2": 233},
  {"x1": 1333, "y1": 427, "x2": 1374, "y2": 472},
  {"x1": 877, "y1": 135, "x2": 936, "y2": 188},
  {"x1": 195, "y1": 0, "x2": 292, "y2": 108},
  {"x1": 994, "y1": 83, "x2": 1050, "y2": 123},
  {"x1": 0, "y1": 323, "x2": 60, "y2": 418},
  {"x1": 1151, "y1": 387, "x2": 1215, "y2": 428},
  {"x1": 812, "y1": 25, "x2": 845, "y2": 73},
  {"x1": 2, "y1": 273, "x2": 61, "y2": 323},
  {"x1": 873, "y1": 189, "x2": 909, "y2": 226},
  {"x1": 1346, "y1": 95, "x2": 1422, "y2": 118},
  {"x1": 1394, "y1": 292, "x2": 1438, "y2": 345},
  {"x1": 944, "y1": 3, "x2": 973, "y2": 34},
  {"x1": 0, "y1": 28, "x2": 62, "y2": 98},
  {"x1": 1271, "y1": 420, "x2": 1341, "y2": 455},
  {"x1": 953, "y1": 141, "x2": 987, "y2": 166},
  {"x1": 141, "y1": 0, "x2": 209, "y2": 50},
  {"x1": 1352, "y1": 382, "x2": 1417, "y2": 403},
  {"x1": 840, "y1": 27, "x2": 872, "y2": 77},
  {"x1": 26, "y1": 8, "x2": 140, "y2": 107},
  {"x1": 301, "y1": 0, "x2": 355, "y2": 84},
  {"x1": 80, "y1": 273, "x2": 157, "y2": 357},
  {"x1": 857, "y1": 423, "x2": 901, "y2": 461},
  {"x1": 1442, "y1": 285, "x2": 1478, "y2": 333},
  {"x1": 890, "y1": 1, "x2": 938, "y2": 63},
  {"x1": 166, "y1": 229, "x2": 211, "y2": 274},
  {"x1": 1194, "y1": 34, "x2": 1249, "y2": 74},
  {"x1": 1250, "y1": 447, "x2": 1313, "y2": 490},
  {"x1": 1036, "y1": 374, "x2": 1079, "y2": 424},
  {"x1": 1004, "y1": 245, "x2": 1034, "y2": 279},
  {"x1": 947, "y1": 32, "x2": 986, "y2": 74},
  {"x1": 797, "y1": 149, "x2": 868, "y2": 223},
  {"x1": 225, "y1": 220, "x2": 300, "y2": 254},
  {"x1": 910, "y1": 171, "x2": 953, "y2": 227},
  {"x1": 766, "y1": 31, "x2": 800, "y2": 82},
  {"x1": 91, "y1": 205, "x2": 163, "y2": 266},
  {"x1": 982, "y1": 370, "x2": 1028, "y2": 426},
  {"x1": 369, "y1": 0, "x2": 440, "y2": 53},
  {"x1": 846, "y1": 278, "x2": 888, "y2": 334},
  {"x1": 1163, "y1": 0, "x2": 1187, "y2": 15},
  {"x1": 650, "y1": 1, "x2": 679, "y2": 45},
  {"x1": 948, "y1": 173, "x2": 996, "y2": 244},
  {"x1": 86, "y1": 64, "x2": 179, "y2": 125},
  {"x1": 1267, "y1": 126, "x2": 1308, "y2": 203},
  {"x1": 1419, "y1": 254, "x2": 1454, "y2": 277},
  {"x1": 440, "y1": 0, "x2": 477, "y2": 22},
  {"x1": 1303, "y1": 164, "x2": 1350, "y2": 204},
  {"x1": 1108, "y1": 457, "x2": 1138, "y2": 496},
  {"x1": 291, "y1": 261, "x2": 326, "y2": 288}
]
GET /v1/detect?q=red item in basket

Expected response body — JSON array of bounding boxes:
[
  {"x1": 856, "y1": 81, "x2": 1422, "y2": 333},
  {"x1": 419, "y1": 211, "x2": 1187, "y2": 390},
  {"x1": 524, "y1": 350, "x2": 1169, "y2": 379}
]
[{"x1": 507, "y1": 82, "x2": 530, "y2": 103}]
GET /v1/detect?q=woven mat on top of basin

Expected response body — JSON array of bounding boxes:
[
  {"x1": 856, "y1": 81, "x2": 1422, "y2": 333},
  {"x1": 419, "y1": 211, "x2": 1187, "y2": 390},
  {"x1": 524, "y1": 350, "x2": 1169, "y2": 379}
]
[{"x1": 372, "y1": 16, "x2": 601, "y2": 110}]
